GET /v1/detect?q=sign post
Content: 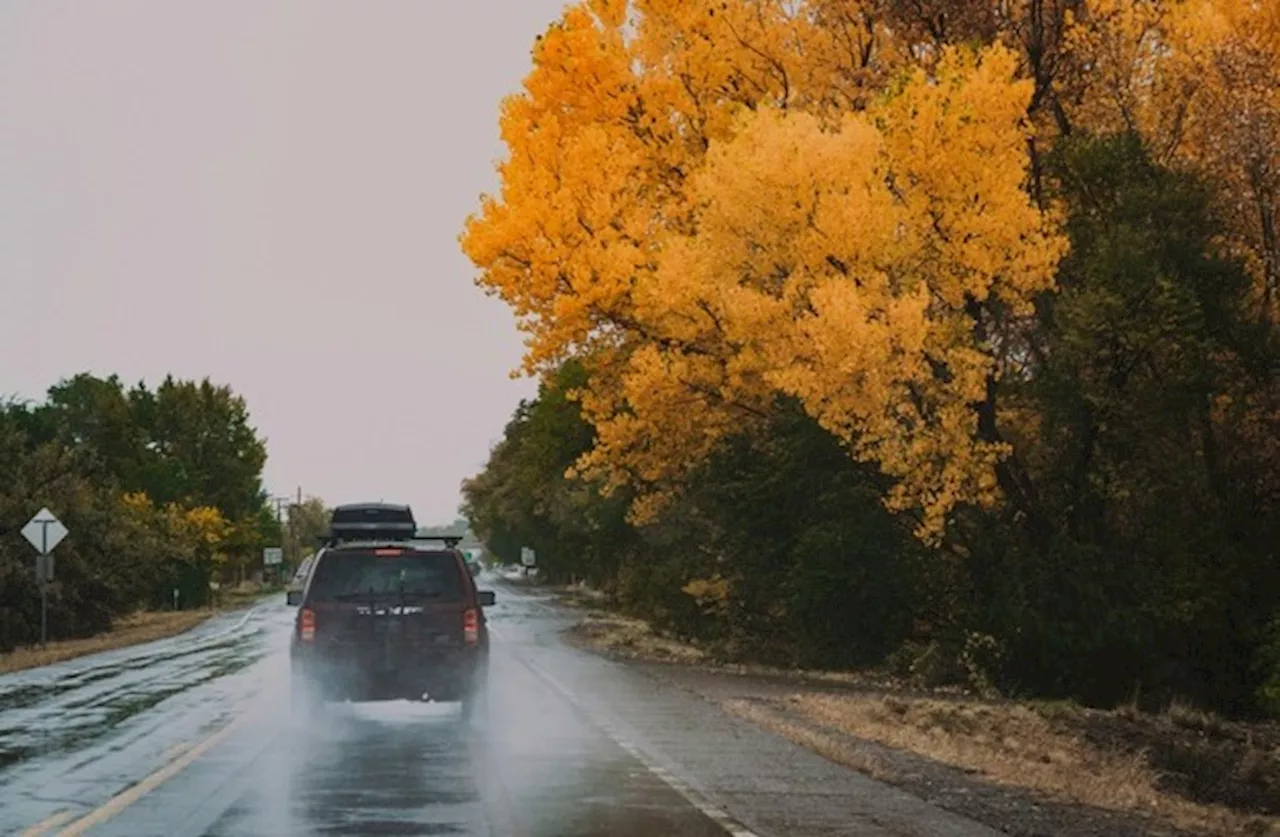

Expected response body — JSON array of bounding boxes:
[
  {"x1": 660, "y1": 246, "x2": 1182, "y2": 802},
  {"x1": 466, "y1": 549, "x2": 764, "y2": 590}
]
[
  {"x1": 21, "y1": 507, "x2": 69, "y2": 647},
  {"x1": 263, "y1": 547, "x2": 283, "y2": 585},
  {"x1": 520, "y1": 547, "x2": 536, "y2": 575}
]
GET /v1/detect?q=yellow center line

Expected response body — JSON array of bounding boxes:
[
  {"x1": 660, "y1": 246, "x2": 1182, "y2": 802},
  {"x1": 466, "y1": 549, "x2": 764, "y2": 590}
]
[
  {"x1": 19, "y1": 809, "x2": 76, "y2": 837},
  {"x1": 55, "y1": 716, "x2": 250, "y2": 837}
]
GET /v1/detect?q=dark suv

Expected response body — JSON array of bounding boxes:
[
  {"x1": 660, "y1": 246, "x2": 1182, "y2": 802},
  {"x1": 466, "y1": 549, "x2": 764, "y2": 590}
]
[{"x1": 289, "y1": 505, "x2": 495, "y2": 716}]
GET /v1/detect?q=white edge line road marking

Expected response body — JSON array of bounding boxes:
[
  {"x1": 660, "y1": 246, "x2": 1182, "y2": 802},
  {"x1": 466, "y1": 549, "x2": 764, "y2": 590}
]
[
  {"x1": 490, "y1": 623, "x2": 759, "y2": 837},
  {"x1": 18, "y1": 809, "x2": 76, "y2": 837},
  {"x1": 54, "y1": 714, "x2": 252, "y2": 837}
]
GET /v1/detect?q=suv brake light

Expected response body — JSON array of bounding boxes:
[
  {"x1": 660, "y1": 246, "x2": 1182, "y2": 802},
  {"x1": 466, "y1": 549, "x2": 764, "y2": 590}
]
[
  {"x1": 463, "y1": 608, "x2": 479, "y2": 645},
  {"x1": 299, "y1": 607, "x2": 316, "y2": 642}
]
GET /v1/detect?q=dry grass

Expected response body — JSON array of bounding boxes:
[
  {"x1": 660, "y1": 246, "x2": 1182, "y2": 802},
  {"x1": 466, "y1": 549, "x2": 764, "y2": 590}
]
[
  {"x1": 727, "y1": 697, "x2": 893, "y2": 780},
  {"x1": 218, "y1": 581, "x2": 283, "y2": 608},
  {"x1": 559, "y1": 595, "x2": 959, "y2": 694},
  {"x1": 552, "y1": 583, "x2": 611, "y2": 610},
  {"x1": 568, "y1": 611, "x2": 707, "y2": 664},
  {"x1": 1163, "y1": 698, "x2": 1231, "y2": 736},
  {"x1": 0, "y1": 610, "x2": 214, "y2": 675},
  {"x1": 767, "y1": 691, "x2": 1279, "y2": 837}
]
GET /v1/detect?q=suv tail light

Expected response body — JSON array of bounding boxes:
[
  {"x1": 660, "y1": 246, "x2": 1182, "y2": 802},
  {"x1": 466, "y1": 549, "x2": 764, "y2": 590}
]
[
  {"x1": 299, "y1": 608, "x2": 316, "y2": 642},
  {"x1": 463, "y1": 608, "x2": 479, "y2": 645}
]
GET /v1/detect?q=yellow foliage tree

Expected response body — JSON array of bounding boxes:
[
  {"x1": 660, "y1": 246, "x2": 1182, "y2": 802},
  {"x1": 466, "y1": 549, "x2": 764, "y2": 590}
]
[
  {"x1": 463, "y1": 2, "x2": 1065, "y2": 538},
  {"x1": 119, "y1": 490, "x2": 231, "y2": 567},
  {"x1": 166, "y1": 504, "x2": 232, "y2": 566}
]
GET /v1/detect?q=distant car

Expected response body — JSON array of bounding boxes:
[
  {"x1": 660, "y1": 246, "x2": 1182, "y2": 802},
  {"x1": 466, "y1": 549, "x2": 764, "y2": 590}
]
[
  {"x1": 288, "y1": 516, "x2": 495, "y2": 718},
  {"x1": 286, "y1": 553, "x2": 315, "y2": 595}
]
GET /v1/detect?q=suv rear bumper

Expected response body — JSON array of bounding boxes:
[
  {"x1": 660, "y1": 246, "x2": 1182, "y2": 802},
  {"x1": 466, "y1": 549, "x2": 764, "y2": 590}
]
[{"x1": 291, "y1": 644, "x2": 485, "y2": 702}]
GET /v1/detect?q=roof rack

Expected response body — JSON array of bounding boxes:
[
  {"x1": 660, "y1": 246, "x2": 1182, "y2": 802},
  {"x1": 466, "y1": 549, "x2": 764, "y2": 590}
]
[
  {"x1": 317, "y1": 523, "x2": 416, "y2": 547},
  {"x1": 318, "y1": 501, "x2": 419, "y2": 548},
  {"x1": 315, "y1": 531, "x2": 465, "y2": 550}
]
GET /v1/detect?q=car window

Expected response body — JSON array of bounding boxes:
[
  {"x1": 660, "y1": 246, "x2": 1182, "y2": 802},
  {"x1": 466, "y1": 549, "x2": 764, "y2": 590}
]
[{"x1": 307, "y1": 550, "x2": 464, "y2": 602}]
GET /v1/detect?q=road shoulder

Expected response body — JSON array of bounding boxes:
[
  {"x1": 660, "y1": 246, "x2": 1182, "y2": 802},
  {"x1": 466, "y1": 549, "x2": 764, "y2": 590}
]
[
  {"x1": 0, "y1": 611, "x2": 215, "y2": 676},
  {"x1": 493, "y1": 581, "x2": 1003, "y2": 837},
  {"x1": 0, "y1": 588, "x2": 281, "y2": 677},
  {"x1": 543, "y1": 584, "x2": 1280, "y2": 837}
]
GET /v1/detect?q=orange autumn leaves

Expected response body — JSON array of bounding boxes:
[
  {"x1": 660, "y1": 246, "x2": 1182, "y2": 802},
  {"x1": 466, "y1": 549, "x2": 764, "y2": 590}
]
[
  {"x1": 1067, "y1": 0, "x2": 1280, "y2": 320},
  {"x1": 462, "y1": 0, "x2": 1273, "y2": 539}
]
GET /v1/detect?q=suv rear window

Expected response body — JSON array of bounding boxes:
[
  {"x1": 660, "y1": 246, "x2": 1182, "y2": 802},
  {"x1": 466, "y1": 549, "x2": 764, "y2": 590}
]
[{"x1": 307, "y1": 549, "x2": 464, "y2": 603}]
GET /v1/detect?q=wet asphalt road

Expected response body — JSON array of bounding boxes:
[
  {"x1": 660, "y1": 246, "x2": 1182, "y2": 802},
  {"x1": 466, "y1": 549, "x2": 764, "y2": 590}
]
[{"x1": 0, "y1": 576, "x2": 999, "y2": 837}]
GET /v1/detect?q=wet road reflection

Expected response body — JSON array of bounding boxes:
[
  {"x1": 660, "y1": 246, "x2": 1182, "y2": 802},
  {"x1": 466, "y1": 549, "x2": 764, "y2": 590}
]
[
  {"x1": 198, "y1": 645, "x2": 732, "y2": 836},
  {"x1": 8, "y1": 581, "x2": 733, "y2": 836}
]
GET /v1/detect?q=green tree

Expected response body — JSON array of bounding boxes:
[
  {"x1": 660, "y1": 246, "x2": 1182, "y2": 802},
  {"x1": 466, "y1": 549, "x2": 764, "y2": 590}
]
[
  {"x1": 674, "y1": 402, "x2": 932, "y2": 668},
  {"x1": 30, "y1": 374, "x2": 144, "y2": 481},
  {"x1": 958, "y1": 132, "x2": 1280, "y2": 711},
  {"x1": 138, "y1": 376, "x2": 268, "y2": 521},
  {"x1": 463, "y1": 360, "x2": 630, "y2": 588},
  {"x1": 0, "y1": 373, "x2": 278, "y2": 647}
]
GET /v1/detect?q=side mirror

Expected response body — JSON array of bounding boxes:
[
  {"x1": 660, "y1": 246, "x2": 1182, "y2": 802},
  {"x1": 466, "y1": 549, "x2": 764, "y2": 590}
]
[
  {"x1": 477, "y1": 590, "x2": 496, "y2": 608},
  {"x1": 286, "y1": 590, "x2": 303, "y2": 606}
]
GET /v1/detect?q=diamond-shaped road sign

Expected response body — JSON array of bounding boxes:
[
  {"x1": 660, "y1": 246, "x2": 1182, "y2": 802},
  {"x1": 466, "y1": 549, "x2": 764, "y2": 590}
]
[
  {"x1": 23, "y1": 508, "x2": 68, "y2": 587},
  {"x1": 22, "y1": 507, "x2": 68, "y2": 556}
]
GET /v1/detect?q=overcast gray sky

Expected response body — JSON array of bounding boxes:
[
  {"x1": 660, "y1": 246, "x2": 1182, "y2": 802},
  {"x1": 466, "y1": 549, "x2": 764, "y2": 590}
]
[{"x1": 0, "y1": 1, "x2": 570, "y2": 523}]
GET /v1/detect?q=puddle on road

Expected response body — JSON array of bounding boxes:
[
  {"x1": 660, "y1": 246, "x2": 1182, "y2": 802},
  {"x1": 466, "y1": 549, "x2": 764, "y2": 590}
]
[
  {"x1": 200, "y1": 700, "x2": 736, "y2": 837},
  {"x1": 0, "y1": 665, "x2": 126, "y2": 712},
  {"x1": 0, "y1": 631, "x2": 269, "y2": 772},
  {"x1": 0, "y1": 618, "x2": 260, "y2": 712}
]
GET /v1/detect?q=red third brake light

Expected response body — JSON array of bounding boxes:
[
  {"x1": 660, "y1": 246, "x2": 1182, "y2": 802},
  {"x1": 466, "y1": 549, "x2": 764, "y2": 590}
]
[
  {"x1": 463, "y1": 608, "x2": 479, "y2": 645},
  {"x1": 299, "y1": 608, "x2": 316, "y2": 642}
]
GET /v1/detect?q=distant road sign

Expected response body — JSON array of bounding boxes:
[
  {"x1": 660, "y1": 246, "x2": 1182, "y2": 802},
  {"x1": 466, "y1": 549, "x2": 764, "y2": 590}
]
[
  {"x1": 22, "y1": 507, "x2": 68, "y2": 557},
  {"x1": 23, "y1": 507, "x2": 68, "y2": 646},
  {"x1": 263, "y1": 547, "x2": 284, "y2": 566},
  {"x1": 520, "y1": 547, "x2": 536, "y2": 567}
]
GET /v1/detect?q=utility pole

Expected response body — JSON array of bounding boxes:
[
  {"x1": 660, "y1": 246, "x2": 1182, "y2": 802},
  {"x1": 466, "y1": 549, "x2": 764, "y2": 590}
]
[{"x1": 269, "y1": 494, "x2": 291, "y2": 585}]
